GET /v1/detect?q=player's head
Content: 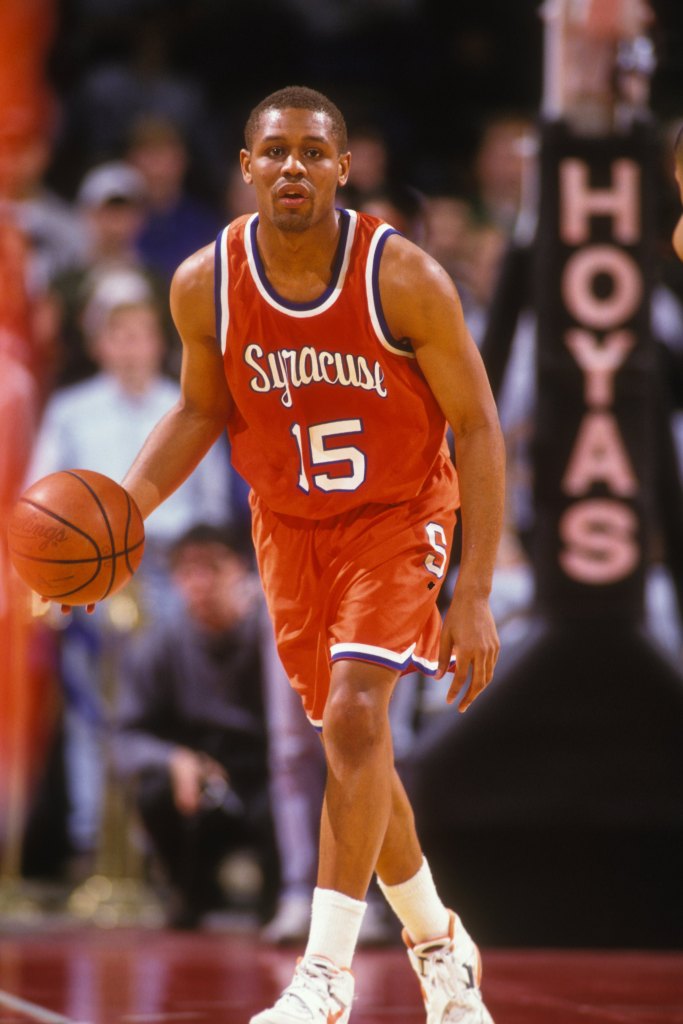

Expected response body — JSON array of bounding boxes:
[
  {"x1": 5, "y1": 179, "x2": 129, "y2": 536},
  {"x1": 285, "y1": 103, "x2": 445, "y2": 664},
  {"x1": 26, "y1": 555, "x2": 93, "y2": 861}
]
[
  {"x1": 244, "y1": 86, "x2": 348, "y2": 154},
  {"x1": 241, "y1": 86, "x2": 350, "y2": 232}
]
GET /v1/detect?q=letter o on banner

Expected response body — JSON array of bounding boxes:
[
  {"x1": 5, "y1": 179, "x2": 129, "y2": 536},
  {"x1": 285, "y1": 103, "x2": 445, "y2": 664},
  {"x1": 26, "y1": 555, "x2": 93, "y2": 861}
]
[{"x1": 562, "y1": 245, "x2": 643, "y2": 329}]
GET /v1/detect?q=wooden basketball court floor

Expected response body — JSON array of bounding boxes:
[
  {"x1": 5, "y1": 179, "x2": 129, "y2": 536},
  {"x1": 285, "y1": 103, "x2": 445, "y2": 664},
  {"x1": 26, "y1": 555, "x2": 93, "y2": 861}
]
[{"x1": 1, "y1": 924, "x2": 682, "y2": 1024}]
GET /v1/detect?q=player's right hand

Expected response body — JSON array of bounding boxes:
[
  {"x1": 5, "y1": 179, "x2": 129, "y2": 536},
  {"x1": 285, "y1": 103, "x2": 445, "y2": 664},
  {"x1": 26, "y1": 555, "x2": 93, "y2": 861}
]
[{"x1": 40, "y1": 597, "x2": 96, "y2": 615}]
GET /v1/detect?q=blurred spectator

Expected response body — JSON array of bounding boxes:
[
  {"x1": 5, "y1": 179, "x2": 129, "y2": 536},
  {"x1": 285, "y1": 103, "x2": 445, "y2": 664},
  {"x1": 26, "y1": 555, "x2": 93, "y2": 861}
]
[
  {"x1": 454, "y1": 221, "x2": 508, "y2": 344},
  {"x1": 224, "y1": 161, "x2": 257, "y2": 221},
  {"x1": 53, "y1": 10, "x2": 220, "y2": 196},
  {"x1": 342, "y1": 126, "x2": 392, "y2": 210},
  {"x1": 259, "y1": 618, "x2": 325, "y2": 945},
  {"x1": 423, "y1": 195, "x2": 476, "y2": 282},
  {"x1": 51, "y1": 160, "x2": 169, "y2": 385},
  {"x1": 0, "y1": 115, "x2": 86, "y2": 399},
  {"x1": 471, "y1": 113, "x2": 535, "y2": 233},
  {"x1": 423, "y1": 194, "x2": 510, "y2": 345},
  {"x1": 24, "y1": 288, "x2": 231, "y2": 868},
  {"x1": 360, "y1": 182, "x2": 428, "y2": 247},
  {"x1": 0, "y1": 112, "x2": 87, "y2": 288},
  {"x1": 125, "y1": 114, "x2": 223, "y2": 285},
  {"x1": 112, "y1": 524, "x2": 277, "y2": 928}
]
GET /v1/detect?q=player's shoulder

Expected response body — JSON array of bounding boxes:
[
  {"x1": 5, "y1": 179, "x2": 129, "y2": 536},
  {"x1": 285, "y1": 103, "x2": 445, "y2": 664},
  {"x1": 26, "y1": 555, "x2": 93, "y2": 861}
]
[
  {"x1": 169, "y1": 239, "x2": 219, "y2": 337},
  {"x1": 170, "y1": 240, "x2": 216, "y2": 302},
  {"x1": 378, "y1": 229, "x2": 460, "y2": 318},
  {"x1": 381, "y1": 231, "x2": 457, "y2": 296}
]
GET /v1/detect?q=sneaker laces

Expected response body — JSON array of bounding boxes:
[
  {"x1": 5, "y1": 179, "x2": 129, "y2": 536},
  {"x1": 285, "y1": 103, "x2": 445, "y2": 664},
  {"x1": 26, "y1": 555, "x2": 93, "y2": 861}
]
[
  {"x1": 417, "y1": 942, "x2": 481, "y2": 1019},
  {"x1": 275, "y1": 957, "x2": 348, "y2": 1021},
  {"x1": 422, "y1": 946, "x2": 467, "y2": 989}
]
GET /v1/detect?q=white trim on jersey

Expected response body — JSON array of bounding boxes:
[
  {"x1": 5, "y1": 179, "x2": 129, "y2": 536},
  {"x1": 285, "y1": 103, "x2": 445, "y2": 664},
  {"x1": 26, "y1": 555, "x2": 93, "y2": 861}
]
[
  {"x1": 365, "y1": 224, "x2": 415, "y2": 359},
  {"x1": 412, "y1": 653, "x2": 440, "y2": 673},
  {"x1": 217, "y1": 226, "x2": 230, "y2": 355},
  {"x1": 244, "y1": 210, "x2": 358, "y2": 317},
  {"x1": 329, "y1": 641, "x2": 456, "y2": 678},
  {"x1": 330, "y1": 640, "x2": 417, "y2": 668}
]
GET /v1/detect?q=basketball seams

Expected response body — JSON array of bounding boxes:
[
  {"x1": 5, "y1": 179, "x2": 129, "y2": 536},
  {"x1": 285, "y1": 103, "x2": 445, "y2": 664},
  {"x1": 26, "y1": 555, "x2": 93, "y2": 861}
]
[
  {"x1": 66, "y1": 469, "x2": 117, "y2": 598},
  {"x1": 9, "y1": 469, "x2": 145, "y2": 605},
  {"x1": 10, "y1": 538, "x2": 145, "y2": 599},
  {"x1": 15, "y1": 497, "x2": 101, "y2": 551},
  {"x1": 11, "y1": 537, "x2": 145, "y2": 566},
  {"x1": 123, "y1": 489, "x2": 135, "y2": 575}
]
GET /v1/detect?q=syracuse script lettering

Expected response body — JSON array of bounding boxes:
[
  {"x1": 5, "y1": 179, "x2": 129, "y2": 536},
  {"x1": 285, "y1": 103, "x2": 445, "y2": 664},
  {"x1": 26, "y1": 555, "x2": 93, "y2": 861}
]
[{"x1": 244, "y1": 343, "x2": 388, "y2": 408}]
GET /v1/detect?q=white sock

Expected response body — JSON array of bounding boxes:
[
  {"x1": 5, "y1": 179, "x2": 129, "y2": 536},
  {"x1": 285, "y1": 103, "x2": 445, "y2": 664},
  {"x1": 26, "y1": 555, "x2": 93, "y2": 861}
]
[
  {"x1": 304, "y1": 887, "x2": 367, "y2": 968},
  {"x1": 377, "y1": 857, "x2": 450, "y2": 944}
]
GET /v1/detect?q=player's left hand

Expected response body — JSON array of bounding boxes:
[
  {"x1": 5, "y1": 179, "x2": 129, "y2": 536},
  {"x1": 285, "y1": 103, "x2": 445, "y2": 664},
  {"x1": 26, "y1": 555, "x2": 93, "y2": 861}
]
[{"x1": 437, "y1": 590, "x2": 500, "y2": 712}]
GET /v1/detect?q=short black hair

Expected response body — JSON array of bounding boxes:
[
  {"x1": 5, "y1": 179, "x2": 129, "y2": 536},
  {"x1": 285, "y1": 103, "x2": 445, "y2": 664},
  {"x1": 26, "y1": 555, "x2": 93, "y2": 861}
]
[
  {"x1": 244, "y1": 85, "x2": 348, "y2": 153},
  {"x1": 169, "y1": 523, "x2": 247, "y2": 564}
]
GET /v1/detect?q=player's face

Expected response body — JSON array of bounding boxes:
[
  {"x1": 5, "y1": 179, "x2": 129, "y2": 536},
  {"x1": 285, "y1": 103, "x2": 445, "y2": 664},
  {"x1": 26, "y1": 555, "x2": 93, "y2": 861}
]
[{"x1": 240, "y1": 107, "x2": 350, "y2": 233}]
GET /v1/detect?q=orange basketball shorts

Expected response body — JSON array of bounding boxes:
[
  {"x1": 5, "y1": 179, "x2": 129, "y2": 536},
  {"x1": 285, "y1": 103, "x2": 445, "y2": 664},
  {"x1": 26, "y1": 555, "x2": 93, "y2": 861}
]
[{"x1": 250, "y1": 463, "x2": 458, "y2": 728}]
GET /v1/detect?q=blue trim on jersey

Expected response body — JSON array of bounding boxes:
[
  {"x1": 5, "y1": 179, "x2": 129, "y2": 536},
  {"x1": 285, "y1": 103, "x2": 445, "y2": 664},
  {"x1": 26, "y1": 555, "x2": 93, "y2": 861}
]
[
  {"x1": 330, "y1": 649, "x2": 457, "y2": 675},
  {"x1": 371, "y1": 228, "x2": 413, "y2": 355},
  {"x1": 249, "y1": 208, "x2": 351, "y2": 311},
  {"x1": 330, "y1": 649, "x2": 414, "y2": 673},
  {"x1": 214, "y1": 227, "x2": 224, "y2": 346}
]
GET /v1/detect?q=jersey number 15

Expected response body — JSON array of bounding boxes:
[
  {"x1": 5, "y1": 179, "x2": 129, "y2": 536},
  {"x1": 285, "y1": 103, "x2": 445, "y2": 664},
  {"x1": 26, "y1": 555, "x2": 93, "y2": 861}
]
[{"x1": 290, "y1": 418, "x2": 366, "y2": 493}]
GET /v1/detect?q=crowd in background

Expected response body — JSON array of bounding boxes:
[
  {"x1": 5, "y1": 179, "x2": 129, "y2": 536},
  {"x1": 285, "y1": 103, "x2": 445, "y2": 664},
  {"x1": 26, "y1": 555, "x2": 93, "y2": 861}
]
[{"x1": 2, "y1": 0, "x2": 683, "y2": 936}]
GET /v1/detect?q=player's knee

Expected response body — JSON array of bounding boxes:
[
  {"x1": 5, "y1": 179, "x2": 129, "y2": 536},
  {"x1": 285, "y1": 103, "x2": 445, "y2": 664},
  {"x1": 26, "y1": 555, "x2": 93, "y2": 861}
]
[{"x1": 323, "y1": 661, "x2": 394, "y2": 757}]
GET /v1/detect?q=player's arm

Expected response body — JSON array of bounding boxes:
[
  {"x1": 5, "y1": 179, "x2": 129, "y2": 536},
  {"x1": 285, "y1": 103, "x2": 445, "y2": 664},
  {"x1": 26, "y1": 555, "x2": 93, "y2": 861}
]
[
  {"x1": 122, "y1": 244, "x2": 233, "y2": 519},
  {"x1": 380, "y1": 235, "x2": 506, "y2": 711}
]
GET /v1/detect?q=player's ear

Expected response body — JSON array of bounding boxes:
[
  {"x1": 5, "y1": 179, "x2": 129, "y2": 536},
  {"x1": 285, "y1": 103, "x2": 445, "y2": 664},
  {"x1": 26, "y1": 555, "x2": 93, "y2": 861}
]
[
  {"x1": 240, "y1": 149, "x2": 253, "y2": 185},
  {"x1": 338, "y1": 152, "x2": 351, "y2": 187}
]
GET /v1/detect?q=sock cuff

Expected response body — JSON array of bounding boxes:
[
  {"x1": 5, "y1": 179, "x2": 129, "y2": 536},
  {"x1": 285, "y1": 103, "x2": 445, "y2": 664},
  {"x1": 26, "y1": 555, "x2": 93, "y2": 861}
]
[
  {"x1": 312, "y1": 886, "x2": 367, "y2": 915},
  {"x1": 377, "y1": 856, "x2": 429, "y2": 898}
]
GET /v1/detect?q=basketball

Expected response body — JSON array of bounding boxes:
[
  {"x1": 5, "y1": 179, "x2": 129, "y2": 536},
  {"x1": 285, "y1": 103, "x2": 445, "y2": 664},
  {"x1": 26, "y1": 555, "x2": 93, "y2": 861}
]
[{"x1": 7, "y1": 469, "x2": 145, "y2": 606}]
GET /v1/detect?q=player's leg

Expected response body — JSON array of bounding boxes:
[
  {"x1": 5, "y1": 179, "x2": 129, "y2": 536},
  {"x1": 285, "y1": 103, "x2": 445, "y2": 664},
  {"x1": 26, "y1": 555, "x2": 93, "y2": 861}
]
[
  {"x1": 374, "y1": 761, "x2": 495, "y2": 1023},
  {"x1": 317, "y1": 658, "x2": 404, "y2": 896},
  {"x1": 250, "y1": 658, "x2": 402, "y2": 1024}
]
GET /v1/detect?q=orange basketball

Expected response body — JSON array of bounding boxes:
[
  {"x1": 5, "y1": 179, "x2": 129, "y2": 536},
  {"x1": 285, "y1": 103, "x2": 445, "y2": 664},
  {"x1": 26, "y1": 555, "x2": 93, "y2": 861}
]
[{"x1": 7, "y1": 469, "x2": 145, "y2": 605}]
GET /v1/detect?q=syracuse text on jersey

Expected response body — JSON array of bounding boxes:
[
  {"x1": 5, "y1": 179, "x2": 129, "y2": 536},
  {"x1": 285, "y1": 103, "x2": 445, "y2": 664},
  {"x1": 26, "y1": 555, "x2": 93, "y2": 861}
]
[{"x1": 243, "y1": 342, "x2": 388, "y2": 408}]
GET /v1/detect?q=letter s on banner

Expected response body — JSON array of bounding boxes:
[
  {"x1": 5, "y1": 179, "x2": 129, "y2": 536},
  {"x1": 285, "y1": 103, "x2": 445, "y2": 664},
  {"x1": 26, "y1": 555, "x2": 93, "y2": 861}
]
[{"x1": 559, "y1": 498, "x2": 639, "y2": 584}]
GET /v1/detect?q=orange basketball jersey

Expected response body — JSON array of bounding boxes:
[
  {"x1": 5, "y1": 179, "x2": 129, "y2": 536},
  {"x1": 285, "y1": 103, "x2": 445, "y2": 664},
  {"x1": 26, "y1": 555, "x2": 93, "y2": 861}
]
[{"x1": 214, "y1": 209, "x2": 459, "y2": 518}]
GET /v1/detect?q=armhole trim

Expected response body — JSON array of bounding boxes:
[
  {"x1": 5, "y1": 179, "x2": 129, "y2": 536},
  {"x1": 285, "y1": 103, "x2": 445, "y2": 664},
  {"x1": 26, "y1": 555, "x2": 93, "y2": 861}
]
[
  {"x1": 366, "y1": 225, "x2": 414, "y2": 358},
  {"x1": 215, "y1": 225, "x2": 230, "y2": 354}
]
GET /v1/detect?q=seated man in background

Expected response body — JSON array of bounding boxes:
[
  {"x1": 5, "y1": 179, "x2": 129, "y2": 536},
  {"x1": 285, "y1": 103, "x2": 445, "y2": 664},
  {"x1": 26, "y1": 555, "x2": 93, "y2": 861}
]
[{"x1": 112, "y1": 523, "x2": 278, "y2": 928}]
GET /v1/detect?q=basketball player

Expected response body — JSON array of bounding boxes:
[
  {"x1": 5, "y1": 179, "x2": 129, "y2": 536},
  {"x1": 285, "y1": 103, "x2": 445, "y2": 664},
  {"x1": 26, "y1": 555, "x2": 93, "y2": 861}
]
[{"x1": 121, "y1": 87, "x2": 505, "y2": 1024}]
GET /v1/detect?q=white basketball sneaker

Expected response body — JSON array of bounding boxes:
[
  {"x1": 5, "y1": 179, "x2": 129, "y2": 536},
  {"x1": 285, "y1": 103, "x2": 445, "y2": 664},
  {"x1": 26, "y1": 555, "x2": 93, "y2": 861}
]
[
  {"x1": 250, "y1": 955, "x2": 354, "y2": 1024},
  {"x1": 403, "y1": 911, "x2": 494, "y2": 1024}
]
